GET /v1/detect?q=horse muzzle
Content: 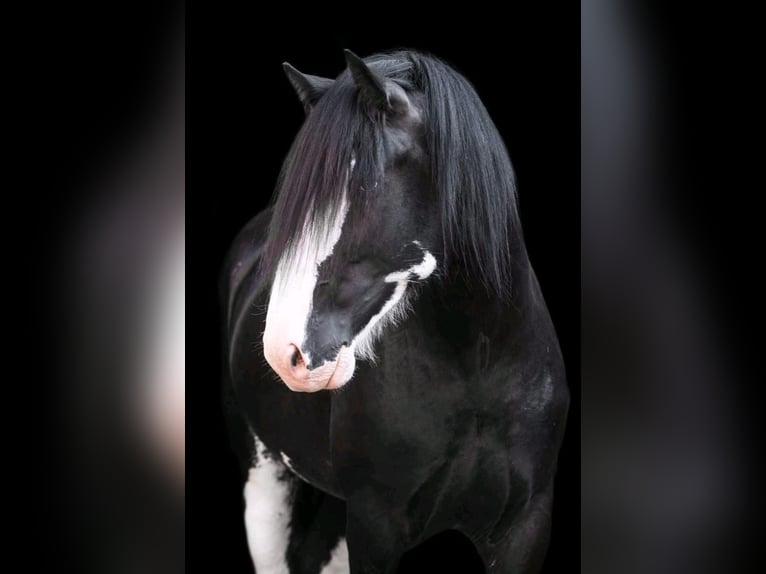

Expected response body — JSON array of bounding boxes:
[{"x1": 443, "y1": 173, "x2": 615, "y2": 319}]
[{"x1": 263, "y1": 339, "x2": 356, "y2": 392}]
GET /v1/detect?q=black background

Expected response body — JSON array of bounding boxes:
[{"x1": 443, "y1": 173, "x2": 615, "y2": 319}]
[
  {"x1": 189, "y1": 11, "x2": 580, "y2": 574},
  {"x1": 15, "y1": 1, "x2": 766, "y2": 571},
  {"x1": 32, "y1": 3, "x2": 580, "y2": 572}
]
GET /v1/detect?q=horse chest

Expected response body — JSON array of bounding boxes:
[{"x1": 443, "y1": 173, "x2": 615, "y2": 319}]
[{"x1": 327, "y1": 373, "x2": 470, "y2": 494}]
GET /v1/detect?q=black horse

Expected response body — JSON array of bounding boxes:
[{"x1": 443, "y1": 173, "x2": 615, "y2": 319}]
[{"x1": 221, "y1": 50, "x2": 569, "y2": 573}]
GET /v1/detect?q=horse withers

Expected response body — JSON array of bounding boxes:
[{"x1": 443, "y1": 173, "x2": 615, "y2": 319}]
[{"x1": 222, "y1": 50, "x2": 569, "y2": 573}]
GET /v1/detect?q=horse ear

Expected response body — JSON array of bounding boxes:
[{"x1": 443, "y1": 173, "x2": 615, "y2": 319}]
[
  {"x1": 282, "y1": 62, "x2": 334, "y2": 113},
  {"x1": 343, "y1": 49, "x2": 409, "y2": 114}
]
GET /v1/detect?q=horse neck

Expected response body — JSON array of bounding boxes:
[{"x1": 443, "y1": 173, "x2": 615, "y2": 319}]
[
  {"x1": 378, "y1": 249, "x2": 556, "y2": 389},
  {"x1": 419, "y1": 247, "x2": 541, "y2": 344}
]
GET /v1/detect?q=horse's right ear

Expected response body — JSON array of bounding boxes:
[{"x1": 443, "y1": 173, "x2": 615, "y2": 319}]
[{"x1": 282, "y1": 62, "x2": 333, "y2": 114}]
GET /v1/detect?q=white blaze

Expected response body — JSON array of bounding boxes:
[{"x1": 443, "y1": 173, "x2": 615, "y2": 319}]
[
  {"x1": 263, "y1": 194, "x2": 350, "y2": 370},
  {"x1": 263, "y1": 156, "x2": 438, "y2": 389}
]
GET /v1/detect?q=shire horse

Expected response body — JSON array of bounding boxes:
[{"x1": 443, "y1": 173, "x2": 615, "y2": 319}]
[{"x1": 222, "y1": 50, "x2": 569, "y2": 573}]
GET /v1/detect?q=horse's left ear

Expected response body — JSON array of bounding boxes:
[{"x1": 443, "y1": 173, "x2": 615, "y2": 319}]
[
  {"x1": 344, "y1": 49, "x2": 409, "y2": 115},
  {"x1": 283, "y1": 62, "x2": 334, "y2": 114}
]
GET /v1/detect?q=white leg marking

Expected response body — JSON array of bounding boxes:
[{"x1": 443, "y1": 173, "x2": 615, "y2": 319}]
[
  {"x1": 320, "y1": 537, "x2": 349, "y2": 574},
  {"x1": 244, "y1": 434, "x2": 292, "y2": 574},
  {"x1": 280, "y1": 451, "x2": 295, "y2": 472},
  {"x1": 280, "y1": 450, "x2": 311, "y2": 483}
]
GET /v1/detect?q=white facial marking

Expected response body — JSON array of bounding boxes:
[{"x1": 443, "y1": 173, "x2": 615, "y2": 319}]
[
  {"x1": 263, "y1": 192, "x2": 350, "y2": 376},
  {"x1": 325, "y1": 345, "x2": 356, "y2": 389},
  {"x1": 320, "y1": 537, "x2": 350, "y2": 574},
  {"x1": 263, "y1": 159, "x2": 357, "y2": 390},
  {"x1": 409, "y1": 240, "x2": 436, "y2": 278},
  {"x1": 411, "y1": 250, "x2": 437, "y2": 279},
  {"x1": 244, "y1": 434, "x2": 292, "y2": 574},
  {"x1": 264, "y1": 158, "x2": 438, "y2": 391},
  {"x1": 348, "y1": 245, "x2": 437, "y2": 364}
]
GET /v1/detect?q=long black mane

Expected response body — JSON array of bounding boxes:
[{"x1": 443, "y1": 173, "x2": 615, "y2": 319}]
[{"x1": 263, "y1": 51, "x2": 524, "y2": 298}]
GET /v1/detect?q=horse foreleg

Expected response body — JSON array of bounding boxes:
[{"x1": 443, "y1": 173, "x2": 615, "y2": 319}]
[
  {"x1": 243, "y1": 436, "x2": 296, "y2": 574},
  {"x1": 473, "y1": 484, "x2": 554, "y2": 574},
  {"x1": 244, "y1": 434, "x2": 351, "y2": 573},
  {"x1": 345, "y1": 500, "x2": 411, "y2": 574}
]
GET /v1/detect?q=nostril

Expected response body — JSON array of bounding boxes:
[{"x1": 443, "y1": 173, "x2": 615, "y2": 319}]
[{"x1": 290, "y1": 347, "x2": 301, "y2": 368}]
